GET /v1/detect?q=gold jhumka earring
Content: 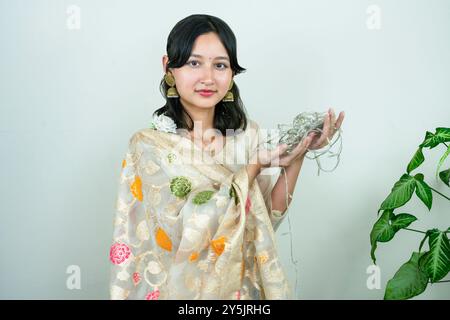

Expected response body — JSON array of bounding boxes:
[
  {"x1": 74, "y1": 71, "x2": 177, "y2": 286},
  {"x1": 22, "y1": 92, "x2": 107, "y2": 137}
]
[
  {"x1": 222, "y1": 79, "x2": 234, "y2": 102},
  {"x1": 164, "y1": 73, "x2": 179, "y2": 98}
]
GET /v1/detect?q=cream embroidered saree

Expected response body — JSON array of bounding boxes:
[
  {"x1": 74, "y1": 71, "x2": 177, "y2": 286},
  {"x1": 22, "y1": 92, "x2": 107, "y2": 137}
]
[{"x1": 109, "y1": 120, "x2": 292, "y2": 300}]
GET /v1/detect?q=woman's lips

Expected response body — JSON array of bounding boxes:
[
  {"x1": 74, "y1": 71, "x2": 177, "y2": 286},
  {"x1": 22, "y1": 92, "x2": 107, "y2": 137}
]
[{"x1": 197, "y1": 90, "x2": 216, "y2": 97}]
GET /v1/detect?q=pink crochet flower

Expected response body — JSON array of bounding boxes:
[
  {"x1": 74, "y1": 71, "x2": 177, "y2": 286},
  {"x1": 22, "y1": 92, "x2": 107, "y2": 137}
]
[
  {"x1": 236, "y1": 290, "x2": 241, "y2": 300},
  {"x1": 109, "y1": 243, "x2": 131, "y2": 265},
  {"x1": 245, "y1": 196, "x2": 251, "y2": 215},
  {"x1": 145, "y1": 289, "x2": 160, "y2": 300},
  {"x1": 132, "y1": 272, "x2": 141, "y2": 285}
]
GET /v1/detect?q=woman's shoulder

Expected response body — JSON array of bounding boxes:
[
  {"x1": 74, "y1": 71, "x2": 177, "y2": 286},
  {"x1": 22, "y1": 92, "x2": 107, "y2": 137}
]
[
  {"x1": 128, "y1": 127, "x2": 156, "y2": 144},
  {"x1": 243, "y1": 118, "x2": 262, "y2": 142},
  {"x1": 125, "y1": 127, "x2": 169, "y2": 155},
  {"x1": 246, "y1": 118, "x2": 260, "y2": 131}
]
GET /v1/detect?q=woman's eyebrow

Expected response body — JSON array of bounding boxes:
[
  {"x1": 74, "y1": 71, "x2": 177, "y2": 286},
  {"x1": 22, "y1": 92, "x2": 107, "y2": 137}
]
[{"x1": 190, "y1": 53, "x2": 229, "y2": 61}]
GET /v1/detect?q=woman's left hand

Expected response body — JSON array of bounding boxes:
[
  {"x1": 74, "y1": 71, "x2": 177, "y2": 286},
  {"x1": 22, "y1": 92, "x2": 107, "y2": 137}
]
[{"x1": 307, "y1": 108, "x2": 345, "y2": 150}]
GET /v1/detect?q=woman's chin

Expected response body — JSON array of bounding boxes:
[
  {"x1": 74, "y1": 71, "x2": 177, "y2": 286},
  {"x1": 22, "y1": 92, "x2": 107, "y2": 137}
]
[{"x1": 192, "y1": 100, "x2": 220, "y2": 109}]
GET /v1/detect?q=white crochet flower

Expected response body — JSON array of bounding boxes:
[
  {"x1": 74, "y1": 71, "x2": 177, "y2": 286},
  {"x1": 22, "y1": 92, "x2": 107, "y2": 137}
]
[{"x1": 150, "y1": 114, "x2": 177, "y2": 133}]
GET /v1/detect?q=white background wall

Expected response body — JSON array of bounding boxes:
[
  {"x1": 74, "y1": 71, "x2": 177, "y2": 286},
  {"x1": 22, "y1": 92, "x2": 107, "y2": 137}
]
[{"x1": 1, "y1": 0, "x2": 449, "y2": 299}]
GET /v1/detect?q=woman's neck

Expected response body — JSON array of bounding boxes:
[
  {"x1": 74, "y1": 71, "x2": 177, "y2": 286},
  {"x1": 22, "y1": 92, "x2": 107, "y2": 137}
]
[{"x1": 182, "y1": 104, "x2": 216, "y2": 140}]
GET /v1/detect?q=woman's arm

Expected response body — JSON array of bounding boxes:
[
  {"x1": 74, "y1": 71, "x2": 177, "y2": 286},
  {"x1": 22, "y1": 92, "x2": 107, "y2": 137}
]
[
  {"x1": 270, "y1": 154, "x2": 305, "y2": 214},
  {"x1": 268, "y1": 108, "x2": 345, "y2": 214},
  {"x1": 246, "y1": 163, "x2": 262, "y2": 189}
]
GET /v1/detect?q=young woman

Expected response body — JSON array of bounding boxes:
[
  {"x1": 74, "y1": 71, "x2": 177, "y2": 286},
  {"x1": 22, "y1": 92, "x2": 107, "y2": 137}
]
[{"x1": 109, "y1": 14, "x2": 344, "y2": 300}]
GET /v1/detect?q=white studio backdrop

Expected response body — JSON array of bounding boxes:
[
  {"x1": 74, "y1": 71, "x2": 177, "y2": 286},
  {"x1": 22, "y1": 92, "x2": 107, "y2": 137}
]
[{"x1": 1, "y1": 0, "x2": 449, "y2": 299}]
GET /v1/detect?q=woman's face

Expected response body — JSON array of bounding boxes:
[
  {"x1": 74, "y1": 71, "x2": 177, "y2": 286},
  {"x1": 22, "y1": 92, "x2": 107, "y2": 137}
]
[{"x1": 163, "y1": 32, "x2": 233, "y2": 112}]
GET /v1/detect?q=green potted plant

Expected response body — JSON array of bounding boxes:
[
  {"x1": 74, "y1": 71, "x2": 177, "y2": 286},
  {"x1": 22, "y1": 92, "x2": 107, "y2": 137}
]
[{"x1": 370, "y1": 127, "x2": 450, "y2": 299}]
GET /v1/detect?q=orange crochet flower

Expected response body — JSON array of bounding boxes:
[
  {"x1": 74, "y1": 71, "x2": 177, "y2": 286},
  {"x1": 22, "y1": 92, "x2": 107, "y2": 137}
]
[
  {"x1": 155, "y1": 227, "x2": 172, "y2": 252},
  {"x1": 130, "y1": 176, "x2": 143, "y2": 201},
  {"x1": 122, "y1": 159, "x2": 126, "y2": 168},
  {"x1": 211, "y1": 236, "x2": 226, "y2": 256},
  {"x1": 189, "y1": 252, "x2": 199, "y2": 262}
]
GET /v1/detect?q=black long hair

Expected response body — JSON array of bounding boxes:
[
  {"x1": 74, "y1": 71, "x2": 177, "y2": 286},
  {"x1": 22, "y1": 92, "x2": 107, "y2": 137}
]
[{"x1": 154, "y1": 14, "x2": 248, "y2": 135}]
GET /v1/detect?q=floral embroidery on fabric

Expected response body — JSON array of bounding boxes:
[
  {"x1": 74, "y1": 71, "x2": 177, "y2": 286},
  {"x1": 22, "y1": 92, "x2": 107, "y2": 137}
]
[
  {"x1": 192, "y1": 190, "x2": 215, "y2": 205},
  {"x1": 132, "y1": 272, "x2": 141, "y2": 285},
  {"x1": 110, "y1": 243, "x2": 131, "y2": 265},
  {"x1": 110, "y1": 121, "x2": 293, "y2": 300},
  {"x1": 145, "y1": 289, "x2": 160, "y2": 300},
  {"x1": 170, "y1": 176, "x2": 192, "y2": 198},
  {"x1": 256, "y1": 254, "x2": 269, "y2": 264},
  {"x1": 155, "y1": 227, "x2": 172, "y2": 252},
  {"x1": 130, "y1": 176, "x2": 143, "y2": 201},
  {"x1": 167, "y1": 153, "x2": 176, "y2": 164},
  {"x1": 211, "y1": 236, "x2": 227, "y2": 256},
  {"x1": 189, "y1": 252, "x2": 199, "y2": 262}
]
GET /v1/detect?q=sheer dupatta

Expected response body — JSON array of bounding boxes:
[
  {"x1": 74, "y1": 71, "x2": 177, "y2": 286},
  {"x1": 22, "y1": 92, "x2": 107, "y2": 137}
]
[{"x1": 110, "y1": 122, "x2": 292, "y2": 300}]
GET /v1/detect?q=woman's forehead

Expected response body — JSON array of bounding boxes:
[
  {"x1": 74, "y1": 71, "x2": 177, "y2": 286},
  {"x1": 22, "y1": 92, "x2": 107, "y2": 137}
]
[{"x1": 191, "y1": 33, "x2": 229, "y2": 59}]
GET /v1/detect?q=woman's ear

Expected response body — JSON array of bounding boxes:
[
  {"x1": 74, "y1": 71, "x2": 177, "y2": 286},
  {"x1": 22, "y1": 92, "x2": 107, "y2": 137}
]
[{"x1": 162, "y1": 55, "x2": 169, "y2": 73}]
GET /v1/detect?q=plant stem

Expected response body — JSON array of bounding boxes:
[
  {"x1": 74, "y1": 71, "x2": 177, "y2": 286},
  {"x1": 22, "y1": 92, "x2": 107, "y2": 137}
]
[
  {"x1": 404, "y1": 228, "x2": 427, "y2": 234},
  {"x1": 432, "y1": 280, "x2": 450, "y2": 283},
  {"x1": 429, "y1": 186, "x2": 450, "y2": 201},
  {"x1": 444, "y1": 142, "x2": 449, "y2": 148}
]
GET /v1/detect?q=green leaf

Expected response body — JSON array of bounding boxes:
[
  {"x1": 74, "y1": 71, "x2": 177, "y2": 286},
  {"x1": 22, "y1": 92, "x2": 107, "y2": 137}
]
[
  {"x1": 435, "y1": 127, "x2": 450, "y2": 142},
  {"x1": 420, "y1": 129, "x2": 450, "y2": 149},
  {"x1": 384, "y1": 252, "x2": 429, "y2": 300},
  {"x1": 370, "y1": 210, "x2": 395, "y2": 264},
  {"x1": 379, "y1": 174, "x2": 416, "y2": 213},
  {"x1": 436, "y1": 145, "x2": 450, "y2": 180},
  {"x1": 391, "y1": 214, "x2": 417, "y2": 231},
  {"x1": 407, "y1": 148, "x2": 425, "y2": 174},
  {"x1": 418, "y1": 231, "x2": 431, "y2": 254},
  {"x1": 420, "y1": 131, "x2": 440, "y2": 149},
  {"x1": 414, "y1": 174, "x2": 433, "y2": 211},
  {"x1": 418, "y1": 229, "x2": 450, "y2": 282},
  {"x1": 439, "y1": 168, "x2": 450, "y2": 187},
  {"x1": 370, "y1": 211, "x2": 419, "y2": 264}
]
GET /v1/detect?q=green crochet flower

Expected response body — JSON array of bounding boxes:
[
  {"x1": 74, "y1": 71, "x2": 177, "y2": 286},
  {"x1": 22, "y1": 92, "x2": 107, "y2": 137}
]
[
  {"x1": 167, "y1": 153, "x2": 176, "y2": 164},
  {"x1": 170, "y1": 176, "x2": 192, "y2": 198},
  {"x1": 192, "y1": 190, "x2": 215, "y2": 205}
]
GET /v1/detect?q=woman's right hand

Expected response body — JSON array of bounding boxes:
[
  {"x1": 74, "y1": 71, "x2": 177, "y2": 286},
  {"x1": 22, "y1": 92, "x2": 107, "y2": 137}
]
[{"x1": 251, "y1": 132, "x2": 316, "y2": 168}]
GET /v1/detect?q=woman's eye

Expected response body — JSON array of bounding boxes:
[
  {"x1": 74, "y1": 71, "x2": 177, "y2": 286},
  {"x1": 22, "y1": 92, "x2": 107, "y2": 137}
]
[
  {"x1": 216, "y1": 63, "x2": 228, "y2": 69},
  {"x1": 187, "y1": 60, "x2": 228, "y2": 70}
]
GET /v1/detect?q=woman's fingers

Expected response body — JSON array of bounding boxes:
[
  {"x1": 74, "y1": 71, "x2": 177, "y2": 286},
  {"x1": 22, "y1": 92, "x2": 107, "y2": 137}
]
[
  {"x1": 277, "y1": 135, "x2": 313, "y2": 166},
  {"x1": 329, "y1": 109, "x2": 337, "y2": 136},
  {"x1": 266, "y1": 144, "x2": 286, "y2": 166},
  {"x1": 263, "y1": 107, "x2": 346, "y2": 167},
  {"x1": 335, "y1": 111, "x2": 345, "y2": 130},
  {"x1": 316, "y1": 111, "x2": 330, "y2": 147}
]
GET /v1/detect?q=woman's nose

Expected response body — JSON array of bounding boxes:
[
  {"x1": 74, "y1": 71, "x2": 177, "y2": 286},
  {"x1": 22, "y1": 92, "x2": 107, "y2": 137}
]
[{"x1": 200, "y1": 66, "x2": 214, "y2": 84}]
